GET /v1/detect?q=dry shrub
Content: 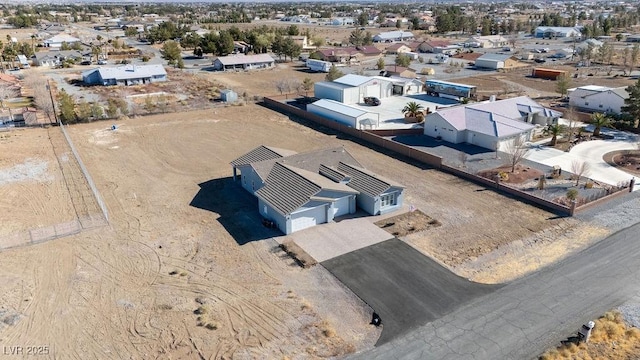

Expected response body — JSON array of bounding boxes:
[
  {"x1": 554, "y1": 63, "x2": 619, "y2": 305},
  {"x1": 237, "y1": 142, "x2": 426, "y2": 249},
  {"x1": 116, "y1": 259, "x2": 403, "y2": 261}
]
[
  {"x1": 301, "y1": 299, "x2": 313, "y2": 311},
  {"x1": 625, "y1": 327, "x2": 640, "y2": 339},
  {"x1": 319, "y1": 321, "x2": 336, "y2": 338}
]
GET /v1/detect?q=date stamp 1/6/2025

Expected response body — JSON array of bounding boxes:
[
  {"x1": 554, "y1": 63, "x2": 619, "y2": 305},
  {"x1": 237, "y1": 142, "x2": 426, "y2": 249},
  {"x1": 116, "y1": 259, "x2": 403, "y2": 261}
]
[{"x1": 2, "y1": 346, "x2": 50, "y2": 356}]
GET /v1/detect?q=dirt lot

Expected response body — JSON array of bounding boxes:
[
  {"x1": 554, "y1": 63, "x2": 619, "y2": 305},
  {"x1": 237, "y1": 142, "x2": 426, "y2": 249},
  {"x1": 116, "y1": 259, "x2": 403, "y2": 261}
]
[
  {"x1": 202, "y1": 62, "x2": 327, "y2": 98},
  {"x1": 0, "y1": 128, "x2": 76, "y2": 237},
  {"x1": 0, "y1": 103, "x2": 609, "y2": 357},
  {"x1": 455, "y1": 66, "x2": 637, "y2": 100}
]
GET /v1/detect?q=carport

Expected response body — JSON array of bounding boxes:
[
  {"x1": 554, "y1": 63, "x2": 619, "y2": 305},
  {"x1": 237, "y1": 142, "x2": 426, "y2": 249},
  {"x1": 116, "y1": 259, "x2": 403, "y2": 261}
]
[{"x1": 322, "y1": 239, "x2": 502, "y2": 345}]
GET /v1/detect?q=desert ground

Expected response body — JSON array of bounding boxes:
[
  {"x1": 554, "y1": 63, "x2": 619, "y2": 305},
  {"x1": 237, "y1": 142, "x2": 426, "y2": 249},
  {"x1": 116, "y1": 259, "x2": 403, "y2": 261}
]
[{"x1": 0, "y1": 101, "x2": 617, "y2": 358}]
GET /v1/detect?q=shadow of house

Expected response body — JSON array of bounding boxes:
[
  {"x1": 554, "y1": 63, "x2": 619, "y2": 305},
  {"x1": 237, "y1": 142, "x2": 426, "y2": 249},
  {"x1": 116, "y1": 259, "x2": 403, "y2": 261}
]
[{"x1": 190, "y1": 177, "x2": 281, "y2": 245}]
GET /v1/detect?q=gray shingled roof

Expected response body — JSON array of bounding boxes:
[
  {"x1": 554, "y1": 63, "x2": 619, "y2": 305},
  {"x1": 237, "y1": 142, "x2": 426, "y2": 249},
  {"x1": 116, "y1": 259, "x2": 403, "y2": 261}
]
[
  {"x1": 255, "y1": 162, "x2": 321, "y2": 215},
  {"x1": 230, "y1": 145, "x2": 294, "y2": 167},
  {"x1": 251, "y1": 147, "x2": 362, "y2": 181},
  {"x1": 319, "y1": 164, "x2": 348, "y2": 183},
  {"x1": 337, "y1": 162, "x2": 403, "y2": 197}
]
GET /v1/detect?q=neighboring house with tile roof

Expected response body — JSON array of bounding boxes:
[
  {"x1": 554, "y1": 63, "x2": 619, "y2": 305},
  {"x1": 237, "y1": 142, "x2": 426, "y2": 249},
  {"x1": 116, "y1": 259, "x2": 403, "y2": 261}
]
[
  {"x1": 385, "y1": 43, "x2": 412, "y2": 54},
  {"x1": 231, "y1": 146, "x2": 404, "y2": 234},
  {"x1": 568, "y1": 85, "x2": 630, "y2": 114},
  {"x1": 424, "y1": 96, "x2": 561, "y2": 151}
]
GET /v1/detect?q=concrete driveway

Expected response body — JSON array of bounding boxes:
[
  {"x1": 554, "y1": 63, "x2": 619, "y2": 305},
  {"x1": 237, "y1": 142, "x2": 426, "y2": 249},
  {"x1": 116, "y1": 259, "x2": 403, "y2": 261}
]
[
  {"x1": 276, "y1": 213, "x2": 393, "y2": 262},
  {"x1": 323, "y1": 238, "x2": 502, "y2": 345},
  {"x1": 525, "y1": 127, "x2": 638, "y2": 189}
]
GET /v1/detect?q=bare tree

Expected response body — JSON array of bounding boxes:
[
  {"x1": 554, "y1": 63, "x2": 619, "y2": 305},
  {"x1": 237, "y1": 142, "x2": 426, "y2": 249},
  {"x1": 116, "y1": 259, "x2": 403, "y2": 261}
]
[
  {"x1": 564, "y1": 106, "x2": 577, "y2": 144},
  {"x1": 504, "y1": 136, "x2": 530, "y2": 173},
  {"x1": 22, "y1": 73, "x2": 55, "y2": 123},
  {"x1": 571, "y1": 160, "x2": 591, "y2": 186},
  {"x1": 0, "y1": 85, "x2": 19, "y2": 121},
  {"x1": 274, "y1": 79, "x2": 291, "y2": 95},
  {"x1": 458, "y1": 151, "x2": 468, "y2": 168}
]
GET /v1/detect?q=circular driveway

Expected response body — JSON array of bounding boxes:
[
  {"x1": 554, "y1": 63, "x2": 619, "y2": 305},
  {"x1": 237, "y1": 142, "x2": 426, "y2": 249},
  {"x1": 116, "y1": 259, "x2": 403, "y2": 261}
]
[{"x1": 525, "y1": 128, "x2": 638, "y2": 190}]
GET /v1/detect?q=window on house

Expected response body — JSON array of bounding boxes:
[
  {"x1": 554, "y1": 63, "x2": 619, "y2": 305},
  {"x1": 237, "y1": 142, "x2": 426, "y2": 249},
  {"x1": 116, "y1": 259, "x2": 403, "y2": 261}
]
[
  {"x1": 380, "y1": 193, "x2": 396, "y2": 207},
  {"x1": 585, "y1": 102, "x2": 589, "y2": 106},
  {"x1": 599, "y1": 104, "x2": 603, "y2": 108}
]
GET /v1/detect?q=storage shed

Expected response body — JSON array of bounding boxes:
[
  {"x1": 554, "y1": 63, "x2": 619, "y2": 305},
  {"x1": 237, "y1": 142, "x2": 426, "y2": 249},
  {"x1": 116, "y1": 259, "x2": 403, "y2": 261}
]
[
  {"x1": 307, "y1": 99, "x2": 379, "y2": 129},
  {"x1": 220, "y1": 89, "x2": 238, "y2": 103},
  {"x1": 314, "y1": 81, "x2": 360, "y2": 104},
  {"x1": 531, "y1": 68, "x2": 567, "y2": 80}
]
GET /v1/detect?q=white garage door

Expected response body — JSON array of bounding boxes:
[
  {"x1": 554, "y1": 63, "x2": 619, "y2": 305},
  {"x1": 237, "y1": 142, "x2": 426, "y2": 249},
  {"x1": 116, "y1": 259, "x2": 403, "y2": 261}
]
[
  {"x1": 364, "y1": 84, "x2": 379, "y2": 98},
  {"x1": 333, "y1": 197, "x2": 351, "y2": 217},
  {"x1": 291, "y1": 205, "x2": 327, "y2": 233}
]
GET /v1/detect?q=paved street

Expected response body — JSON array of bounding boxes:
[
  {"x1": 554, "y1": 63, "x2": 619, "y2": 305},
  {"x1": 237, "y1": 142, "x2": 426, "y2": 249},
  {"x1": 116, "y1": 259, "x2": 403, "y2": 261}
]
[{"x1": 351, "y1": 203, "x2": 640, "y2": 359}]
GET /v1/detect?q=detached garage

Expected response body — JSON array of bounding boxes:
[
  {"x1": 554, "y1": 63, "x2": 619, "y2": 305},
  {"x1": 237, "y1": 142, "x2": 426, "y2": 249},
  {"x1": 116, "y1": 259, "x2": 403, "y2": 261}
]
[
  {"x1": 474, "y1": 54, "x2": 519, "y2": 70},
  {"x1": 307, "y1": 99, "x2": 379, "y2": 129},
  {"x1": 314, "y1": 82, "x2": 360, "y2": 104}
]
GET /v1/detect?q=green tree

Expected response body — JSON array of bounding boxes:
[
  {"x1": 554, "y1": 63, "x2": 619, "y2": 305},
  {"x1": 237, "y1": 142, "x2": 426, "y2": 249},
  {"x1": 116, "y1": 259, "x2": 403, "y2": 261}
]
[
  {"x1": 357, "y1": 12, "x2": 369, "y2": 27},
  {"x1": 325, "y1": 65, "x2": 344, "y2": 81},
  {"x1": 631, "y1": 44, "x2": 640, "y2": 73},
  {"x1": 75, "y1": 100, "x2": 92, "y2": 122},
  {"x1": 543, "y1": 124, "x2": 563, "y2": 146},
  {"x1": 616, "y1": 33, "x2": 624, "y2": 42},
  {"x1": 57, "y1": 90, "x2": 76, "y2": 124},
  {"x1": 402, "y1": 101, "x2": 424, "y2": 118},
  {"x1": 566, "y1": 188, "x2": 578, "y2": 201},
  {"x1": 176, "y1": 57, "x2": 185, "y2": 69},
  {"x1": 376, "y1": 57, "x2": 385, "y2": 70},
  {"x1": 160, "y1": 40, "x2": 181, "y2": 65},
  {"x1": 621, "y1": 78, "x2": 640, "y2": 128},
  {"x1": 395, "y1": 54, "x2": 411, "y2": 67},
  {"x1": 106, "y1": 99, "x2": 119, "y2": 118},
  {"x1": 556, "y1": 73, "x2": 571, "y2": 98},
  {"x1": 590, "y1": 112, "x2": 611, "y2": 137},
  {"x1": 396, "y1": 20, "x2": 402, "y2": 29},
  {"x1": 90, "y1": 102, "x2": 103, "y2": 120},
  {"x1": 124, "y1": 27, "x2": 138, "y2": 37},
  {"x1": 180, "y1": 33, "x2": 201, "y2": 50},
  {"x1": 349, "y1": 28, "x2": 366, "y2": 46},
  {"x1": 287, "y1": 25, "x2": 299, "y2": 36},
  {"x1": 301, "y1": 77, "x2": 314, "y2": 96},
  {"x1": 410, "y1": 17, "x2": 420, "y2": 30}
]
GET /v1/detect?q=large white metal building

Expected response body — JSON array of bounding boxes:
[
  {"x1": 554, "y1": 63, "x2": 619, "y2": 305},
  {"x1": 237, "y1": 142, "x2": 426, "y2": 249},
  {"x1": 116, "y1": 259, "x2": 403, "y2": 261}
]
[
  {"x1": 307, "y1": 99, "x2": 379, "y2": 129},
  {"x1": 313, "y1": 74, "x2": 393, "y2": 105}
]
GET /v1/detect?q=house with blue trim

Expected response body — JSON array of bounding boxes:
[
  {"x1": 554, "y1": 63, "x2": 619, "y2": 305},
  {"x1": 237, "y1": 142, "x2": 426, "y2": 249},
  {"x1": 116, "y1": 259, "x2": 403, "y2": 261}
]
[{"x1": 231, "y1": 146, "x2": 404, "y2": 234}]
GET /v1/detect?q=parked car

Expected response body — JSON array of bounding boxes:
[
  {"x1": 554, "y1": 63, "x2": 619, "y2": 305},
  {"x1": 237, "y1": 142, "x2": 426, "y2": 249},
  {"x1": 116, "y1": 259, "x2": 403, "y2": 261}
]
[
  {"x1": 364, "y1": 97, "x2": 381, "y2": 106},
  {"x1": 97, "y1": 60, "x2": 107, "y2": 65},
  {"x1": 80, "y1": 60, "x2": 92, "y2": 65},
  {"x1": 534, "y1": 58, "x2": 546, "y2": 63}
]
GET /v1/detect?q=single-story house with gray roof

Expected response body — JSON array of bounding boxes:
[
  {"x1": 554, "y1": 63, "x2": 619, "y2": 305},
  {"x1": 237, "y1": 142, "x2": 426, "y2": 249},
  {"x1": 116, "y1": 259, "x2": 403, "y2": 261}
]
[
  {"x1": 424, "y1": 96, "x2": 561, "y2": 151},
  {"x1": 213, "y1": 54, "x2": 275, "y2": 71},
  {"x1": 82, "y1": 64, "x2": 167, "y2": 86},
  {"x1": 231, "y1": 146, "x2": 404, "y2": 234}
]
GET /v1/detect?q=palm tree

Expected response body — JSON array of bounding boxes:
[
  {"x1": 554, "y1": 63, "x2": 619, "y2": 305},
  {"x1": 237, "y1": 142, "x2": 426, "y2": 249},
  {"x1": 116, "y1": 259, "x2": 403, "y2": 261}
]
[
  {"x1": 543, "y1": 124, "x2": 563, "y2": 146},
  {"x1": 30, "y1": 34, "x2": 36, "y2": 55},
  {"x1": 591, "y1": 112, "x2": 611, "y2": 137},
  {"x1": 402, "y1": 101, "x2": 424, "y2": 118}
]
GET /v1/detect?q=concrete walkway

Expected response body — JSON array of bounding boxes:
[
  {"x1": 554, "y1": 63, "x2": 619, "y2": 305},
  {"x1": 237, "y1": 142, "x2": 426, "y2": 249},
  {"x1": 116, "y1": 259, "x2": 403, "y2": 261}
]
[{"x1": 525, "y1": 127, "x2": 638, "y2": 189}]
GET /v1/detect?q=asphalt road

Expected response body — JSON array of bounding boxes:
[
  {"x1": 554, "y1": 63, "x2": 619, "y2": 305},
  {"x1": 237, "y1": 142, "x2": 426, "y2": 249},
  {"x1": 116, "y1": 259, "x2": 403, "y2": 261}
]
[
  {"x1": 350, "y1": 221, "x2": 640, "y2": 360},
  {"x1": 322, "y1": 239, "x2": 501, "y2": 345}
]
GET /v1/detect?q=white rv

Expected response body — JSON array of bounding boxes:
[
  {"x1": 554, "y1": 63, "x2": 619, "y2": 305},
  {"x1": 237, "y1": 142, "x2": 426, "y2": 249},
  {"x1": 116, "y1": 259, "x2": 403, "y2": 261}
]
[{"x1": 306, "y1": 59, "x2": 332, "y2": 73}]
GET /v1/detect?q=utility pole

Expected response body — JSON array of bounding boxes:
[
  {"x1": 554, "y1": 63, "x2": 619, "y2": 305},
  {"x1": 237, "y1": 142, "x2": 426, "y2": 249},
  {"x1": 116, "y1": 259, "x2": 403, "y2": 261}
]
[{"x1": 46, "y1": 80, "x2": 59, "y2": 124}]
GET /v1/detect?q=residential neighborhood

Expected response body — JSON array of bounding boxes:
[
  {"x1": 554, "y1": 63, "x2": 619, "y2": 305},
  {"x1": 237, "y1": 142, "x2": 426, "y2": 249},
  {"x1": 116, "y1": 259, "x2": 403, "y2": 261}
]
[{"x1": 2, "y1": 1, "x2": 640, "y2": 360}]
